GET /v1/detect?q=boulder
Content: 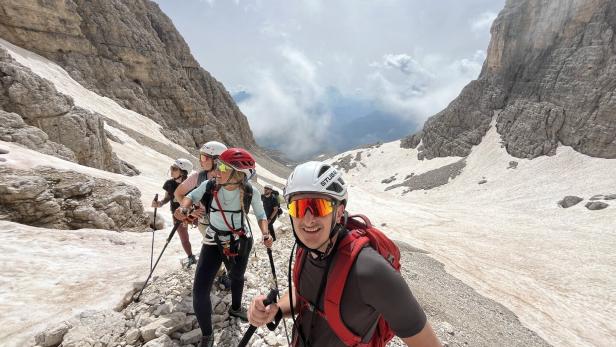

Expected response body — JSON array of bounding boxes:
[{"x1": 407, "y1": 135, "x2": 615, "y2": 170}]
[
  {"x1": 0, "y1": 166, "x2": 147, "y2": 231},
  {"x1": 585, "y1": 202, "x2": 609, "y2": 210},
  {"x1": 34, "y1": 321, "x2": 72, "y2": 347},
  {"x1": 143, "y1": 334, "x2": 173, "y2": 347},
  {"x1": 558, "y1": 196, "x2": 583, "y2": 208}
]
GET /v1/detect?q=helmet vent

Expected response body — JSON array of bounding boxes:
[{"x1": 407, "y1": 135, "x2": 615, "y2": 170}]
[
  {"x1": 317, "y1": 165, "x2": 330, "y2": 177},
  {"x1": 328, "y1": 182, "x2": 344, "y2": 193}
]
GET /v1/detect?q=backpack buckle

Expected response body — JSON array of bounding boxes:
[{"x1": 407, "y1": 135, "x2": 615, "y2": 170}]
[{"x1": 387, "y1": 254, "x2": 395, "y2": 265}]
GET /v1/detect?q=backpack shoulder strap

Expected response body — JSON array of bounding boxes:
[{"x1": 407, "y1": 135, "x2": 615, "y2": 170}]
[
  {"x1": 201, "y1": 179, "x2": 216, "y2": 214},
  {"x1": 323, "y1": 231, "x2": 370, "y2": 346},
  {"x1": 242, "y1": 183, "x2": 253, "y2": 213},
  {"x1": 292, "y1": 247, "x2": 305, "y2": 294},
  {"x1": 197, "y1": 170, "x2": 209, "y2": 185}
]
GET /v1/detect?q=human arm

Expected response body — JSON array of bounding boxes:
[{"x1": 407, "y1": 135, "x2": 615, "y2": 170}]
[
  {"x1": 174, "y1": 172, "x2": 198, "y2": 202},
  {"x1": 152, "y1": 191, "x2": 172, "y2": 208},
  {"x1": 174, "y1": 180, "x2": 207, "y2": 221},
  {"x1": 356, "y1": 248, "x2": 441, "y2": 346},
  {"x1": 259, "y1": 219, "x2": 273, "y2": 248},
  {"x1": 401, "y1": 323, "x2": 441, "y2": 347},
  {"x1": 251, "y1": 186, "x2": 273, "y2": 247},
  {"x1": 248, "y1": 288, "x2": 298, "y2": 327}
]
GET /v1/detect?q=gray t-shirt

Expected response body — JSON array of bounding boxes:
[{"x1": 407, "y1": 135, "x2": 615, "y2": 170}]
[{"x1": 295, "y1": 241, "x2": 427, "y2": 346}]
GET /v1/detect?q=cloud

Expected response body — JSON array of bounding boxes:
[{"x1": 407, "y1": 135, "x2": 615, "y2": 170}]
[
  {"x1": 237, "y1": 46, "x2": 332, "y2": 159},
  {"x1": 370, "y1": 54, "x2": 434, "y2": 80},
  {"x1": 365, "y1": 50, "x2": 485, "y2": 121},
  {"x1": 471, "y1": 11, "x2": 497, "y2": 33},
  {"x1": 238, "y1": 48, "x2": 486, "y2": 159}
]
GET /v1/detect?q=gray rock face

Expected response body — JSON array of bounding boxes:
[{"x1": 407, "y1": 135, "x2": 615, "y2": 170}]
[
  {"x1": 0, "y1": 110, "x2": 77, "y2": 162},
  {"x1": 0, "y1": 166, "x2": 147, "y2": 231},
  {"x1": 0, "y1": 48, "x2": 137, "y2": 175},
  {"x1": 558, "y1": 196, "x2": 583, "y2": 208},
  {"x1": 0, "y1": 0, "x2": 256, "y2": 151},
  {"x1": 403, "y1": 0, "x2": 616, "y2": 160},
  {"x1": 385, "y1": 159, "x2": 467, "y2": 193}
]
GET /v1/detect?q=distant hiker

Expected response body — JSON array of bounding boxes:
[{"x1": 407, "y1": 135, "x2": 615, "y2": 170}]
[
  {"x1": 152, "y1": 158, "x2": 196, "y2": 267},
  {"x1": 175, "y1": 148, "x2": 274, "y2": 347},
  {"x1": 248, "y1": 161, "x2": 441, "y2": 347},
  {"x1": 174, "y1": 141, "x2": 232, "y2": 282},
  {"x1": 261, "y1": 184, "x2": 280, "y2": 241}
]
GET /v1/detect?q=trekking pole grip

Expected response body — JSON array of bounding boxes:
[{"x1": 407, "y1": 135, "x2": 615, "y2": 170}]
[{"x1": 237, "y1": 288, "x2": 278, "y2": 347}]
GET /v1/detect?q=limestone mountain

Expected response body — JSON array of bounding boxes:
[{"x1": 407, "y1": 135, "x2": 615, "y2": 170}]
[
  {"x1": 0, "y1": 0, "x2": 256, "y2": 152},
  {"x1": 403, "y1": 0, "x2": 616, "y2": 160}
]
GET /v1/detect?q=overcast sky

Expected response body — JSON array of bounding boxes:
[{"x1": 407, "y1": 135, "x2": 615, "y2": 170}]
[{"x1": 154, "y1": 0, "x2": 505, "y2": 159}]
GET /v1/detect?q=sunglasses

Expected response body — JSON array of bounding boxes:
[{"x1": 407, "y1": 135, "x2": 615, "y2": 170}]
[
  {"x1": 216, "y1": 161, "x2": 232, "y2": 173},
  {"x1": 288, "y1": 198, "x2": 335, "y2": 218},
  {"x1": 200, "y1": 154, "x2": 216, "y2": 160}
]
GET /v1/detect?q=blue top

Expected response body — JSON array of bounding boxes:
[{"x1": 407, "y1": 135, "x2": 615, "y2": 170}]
[{"x1": 186, "y1": 181, "x2": 267, "y2": 235}]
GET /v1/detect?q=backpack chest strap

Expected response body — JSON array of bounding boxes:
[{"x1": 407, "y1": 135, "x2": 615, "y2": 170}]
[{"x1": 213, "y1": 190, "x2": 246, "y2": 237}]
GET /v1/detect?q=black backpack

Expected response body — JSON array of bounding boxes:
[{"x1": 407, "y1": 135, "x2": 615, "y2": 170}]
[{"x1": 271, "y1": 190, "x2": 283, "y2": 216}]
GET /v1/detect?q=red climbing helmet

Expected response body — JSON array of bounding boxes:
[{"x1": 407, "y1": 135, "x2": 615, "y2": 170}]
[{"x1": 218, "y1": 148, "x2": 256, "y2": 179}]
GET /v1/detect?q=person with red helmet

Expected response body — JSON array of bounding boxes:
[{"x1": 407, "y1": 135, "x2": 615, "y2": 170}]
[{"x1": 175, "y1": 147, "x2": 273, "y2": 347}]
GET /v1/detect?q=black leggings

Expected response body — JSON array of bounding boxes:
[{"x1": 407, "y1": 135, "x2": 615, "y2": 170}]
[{"x1": 193, "y1": 239, "x2": 253, "y2": 336}]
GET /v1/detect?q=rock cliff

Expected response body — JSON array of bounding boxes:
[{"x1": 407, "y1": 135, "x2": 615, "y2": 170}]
[
  {"x1": 0, "y1": 0, "x2": 256, "y2": 151},
  {"x1": 403, "y1": 0, "x2": 616, "y2": 160}
]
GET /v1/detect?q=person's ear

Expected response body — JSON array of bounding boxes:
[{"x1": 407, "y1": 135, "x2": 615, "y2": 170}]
[{"x1": 335, "y1": 203, "x2": 345, "y2": 223}]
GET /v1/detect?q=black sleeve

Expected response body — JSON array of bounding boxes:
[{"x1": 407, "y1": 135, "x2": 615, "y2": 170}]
[
  {"x1": 162, "y1": 179, "x2": 174, "y2": 194},
  {"x1": 354, "y1": 247, "x2": 427, "y2": 338}
]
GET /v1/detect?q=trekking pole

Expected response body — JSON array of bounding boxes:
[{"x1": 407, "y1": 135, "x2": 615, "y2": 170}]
[
  {"x1": 150, "y1": 193, "x2": 159, "y2": 271},
  {"x1": 265, "y1": 248, "x2": 291, "y2": 344},
  {"x1": 266, "y1": 248, "x2": 278, "y2": 287},
  {"x1": 237, "y1": 288, "x2": 278, "y2": 347},
  {"x1": 134, "y1": 221, "x2": 181, "y2": 303}
]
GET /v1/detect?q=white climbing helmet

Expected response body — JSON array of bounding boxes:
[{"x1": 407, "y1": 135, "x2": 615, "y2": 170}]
[
  {"x1": 173, "y1": 158, "x2": 193, "y2": 173},
  {"x1": 284, "y1": 161, "x2": 348, "y2": 204},
  {"x1": 199, "y1": 141, "x2": 227, "y2": 157}
]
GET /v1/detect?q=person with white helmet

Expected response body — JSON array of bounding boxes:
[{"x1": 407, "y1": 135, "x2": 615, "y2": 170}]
[
  {"x1": 172, "y1": 141, "x2": 228, "y2": 270},
  {"x1": 247, "y1": 161, "x2": 441, "y2": 347},
  {"x1": 152, "y1": 158, "x2": 196, "y2": 266}
]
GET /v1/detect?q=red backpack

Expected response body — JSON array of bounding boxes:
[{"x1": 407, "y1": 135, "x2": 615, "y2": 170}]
[{"x1": 292, "y1": 214, "x2": 401, "y2": 347}]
